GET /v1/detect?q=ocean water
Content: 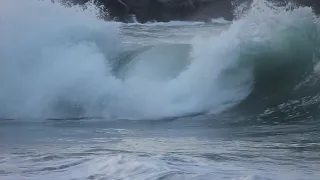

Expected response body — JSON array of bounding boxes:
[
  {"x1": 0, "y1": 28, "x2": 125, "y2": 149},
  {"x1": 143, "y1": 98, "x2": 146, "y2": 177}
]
[{"x1": 1, "y1": 0, "x2": 320, "y2": 179}]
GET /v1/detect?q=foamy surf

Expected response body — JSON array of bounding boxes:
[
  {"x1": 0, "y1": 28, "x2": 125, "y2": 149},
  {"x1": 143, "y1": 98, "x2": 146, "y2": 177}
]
[
  {"x1": 1, "y1": 1, "x2": 320, "y2": 179},
  {"x1": 1, "y1": 0, "x2": 320, "y2": 121},
  {"x1": 0, "y1": 0, "x2": 244, "y2": 120}
]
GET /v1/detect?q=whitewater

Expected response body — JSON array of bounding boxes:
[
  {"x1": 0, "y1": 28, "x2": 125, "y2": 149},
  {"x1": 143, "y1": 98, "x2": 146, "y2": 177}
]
[{"x1": 1, "y1": 0, "x2": 320, "y2": 180}]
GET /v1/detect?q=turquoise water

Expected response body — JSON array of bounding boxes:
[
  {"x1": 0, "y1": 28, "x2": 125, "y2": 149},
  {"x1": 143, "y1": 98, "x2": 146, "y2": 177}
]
[{"x1": 1, "y1": 0, "x2": 320, "y2": 179}]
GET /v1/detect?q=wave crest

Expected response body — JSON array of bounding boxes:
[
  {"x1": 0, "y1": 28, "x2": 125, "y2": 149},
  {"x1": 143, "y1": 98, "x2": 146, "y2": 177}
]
[{"x1": 1, "y1": 0, "x2": 320, "y2": 120}]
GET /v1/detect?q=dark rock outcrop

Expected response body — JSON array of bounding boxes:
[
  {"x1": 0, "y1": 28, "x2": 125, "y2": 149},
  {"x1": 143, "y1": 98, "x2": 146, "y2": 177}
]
[
  {"x1": 62, "y1": 0, "x2": 320, "y2": 23},
  {"x1": 294, "y1": 0, "x2": 320, "y2": 12},
  {"x1": 63, "y1": 0, "x2": 233, "y2": 22},
  {"x1": 100, "y1": 0, "x2": 234, "y2": 23}
]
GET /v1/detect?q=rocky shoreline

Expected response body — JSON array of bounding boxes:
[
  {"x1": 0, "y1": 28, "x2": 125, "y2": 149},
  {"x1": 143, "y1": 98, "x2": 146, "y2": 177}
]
[{"x1": 63, "y1": 0, "x2": 320, "y2": 23}]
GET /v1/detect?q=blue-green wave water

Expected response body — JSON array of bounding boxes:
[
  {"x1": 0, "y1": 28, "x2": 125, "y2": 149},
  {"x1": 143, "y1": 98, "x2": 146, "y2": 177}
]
[{"x1": 0, "y1": 0, "x2": 320, "y2": 179}]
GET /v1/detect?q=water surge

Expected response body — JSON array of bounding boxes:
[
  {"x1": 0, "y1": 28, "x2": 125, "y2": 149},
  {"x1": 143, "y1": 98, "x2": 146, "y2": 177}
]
[{"x1": 0, "y1": 0, "x2": 320, "y2": 121}]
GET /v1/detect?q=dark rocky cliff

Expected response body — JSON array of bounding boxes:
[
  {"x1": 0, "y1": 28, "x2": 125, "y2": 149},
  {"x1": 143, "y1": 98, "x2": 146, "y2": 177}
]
[
  {"x1": 294, "y1": 0, "x2": 320, "y2": 12},
  {"x1": 63, "y1": 0, "x2": 320, "y2": 23},
  {"x1": 68, "y1": 0, "x2": 233, "y2": 22}
]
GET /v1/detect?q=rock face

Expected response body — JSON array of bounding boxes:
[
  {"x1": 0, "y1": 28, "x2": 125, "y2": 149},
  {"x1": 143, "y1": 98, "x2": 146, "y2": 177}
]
[
  {"x1": 65, "y1": 0, "x2": 320, "y2": 23},
  {"x1": 94, "y1": 0, "x2": 234, "y2": 23},
  {"x1": 294, "y1": 0, "x2": 320, "y2": 12}
]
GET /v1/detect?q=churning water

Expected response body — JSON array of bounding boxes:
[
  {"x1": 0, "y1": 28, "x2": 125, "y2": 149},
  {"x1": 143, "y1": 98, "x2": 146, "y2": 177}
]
[{"x1": 1, "y1": 0, "x2": 320, "y2": 179}]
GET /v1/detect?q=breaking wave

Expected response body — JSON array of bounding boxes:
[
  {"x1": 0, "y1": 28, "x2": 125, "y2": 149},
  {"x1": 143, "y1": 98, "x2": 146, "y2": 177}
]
[{"x1": 0, "y1": 0, "x2": 320, "y2": 120}]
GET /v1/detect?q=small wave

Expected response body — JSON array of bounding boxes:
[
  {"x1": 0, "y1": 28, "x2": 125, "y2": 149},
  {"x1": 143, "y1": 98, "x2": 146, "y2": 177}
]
[
  {"x1": 125, "y1": 20, "x2": 206, "y2": 26},
  {"x1": 122, "y1": 15, "x2": 231, "y2": 26},
  {"x1": 209, "y1": 17, "x2": 232, "y2": 25}
]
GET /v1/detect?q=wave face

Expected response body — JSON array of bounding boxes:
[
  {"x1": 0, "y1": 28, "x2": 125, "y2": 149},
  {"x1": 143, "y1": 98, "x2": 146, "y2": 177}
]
[{"x1": 0, "y1": 0, "x2": 320, "y2": 120}]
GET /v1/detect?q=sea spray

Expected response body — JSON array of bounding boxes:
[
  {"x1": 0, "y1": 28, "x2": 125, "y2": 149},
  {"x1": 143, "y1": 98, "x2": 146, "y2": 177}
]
[{"x1": 0, "y1": 0, "x2": 320, "y2": 120}]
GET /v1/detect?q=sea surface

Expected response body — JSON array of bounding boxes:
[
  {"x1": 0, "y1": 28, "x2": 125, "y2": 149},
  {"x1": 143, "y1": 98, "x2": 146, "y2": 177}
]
[{"x1": 1, "y1": 0, "x2": 320, "y2": 179}]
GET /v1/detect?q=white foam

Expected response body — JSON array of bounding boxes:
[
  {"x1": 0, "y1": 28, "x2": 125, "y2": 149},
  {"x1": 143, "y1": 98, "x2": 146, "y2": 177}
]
[
  {"x1": 0, "y1": 0, "x2": 248, "y2": 119},
  {"x1": 0, "y1": 0, "x2": 319, "y2": 120}
]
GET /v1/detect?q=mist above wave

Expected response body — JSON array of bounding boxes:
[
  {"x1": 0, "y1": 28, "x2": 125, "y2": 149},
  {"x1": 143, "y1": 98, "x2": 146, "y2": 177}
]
[{"x1": 0, "y1": 0, "x2": 319, "y2": 121}]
